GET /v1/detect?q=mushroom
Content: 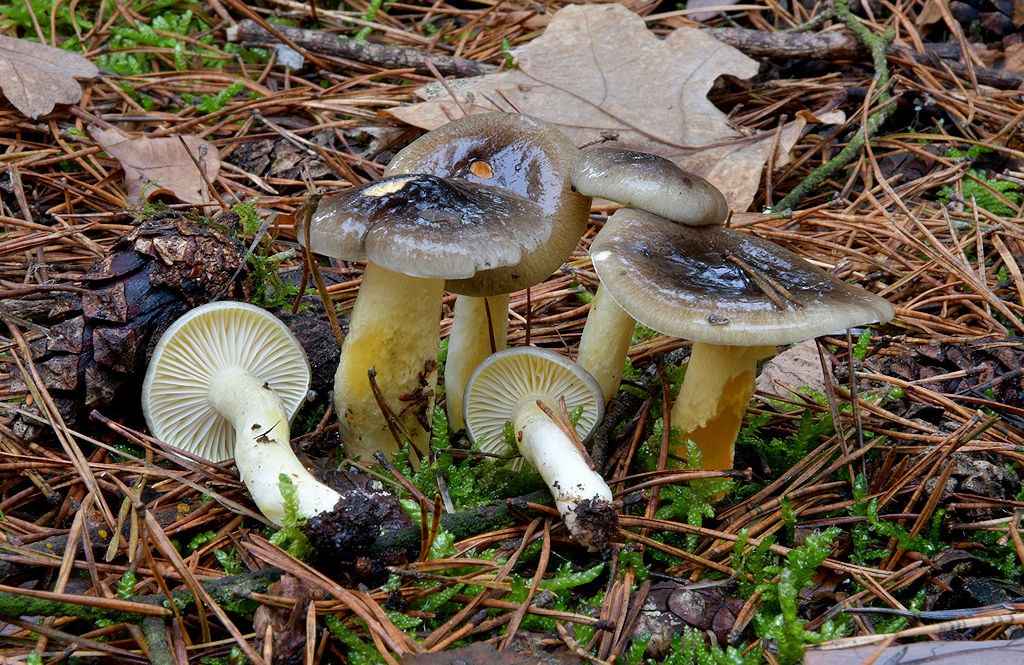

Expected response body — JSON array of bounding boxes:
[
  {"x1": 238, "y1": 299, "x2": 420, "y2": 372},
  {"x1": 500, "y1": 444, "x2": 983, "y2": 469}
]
[
  {"x1": 384, "y1": 112, "x2": 591, "y2": 433},
  {"x1": 571, "y1": 145, "x2": 728, "y2": 226},
  {"x1": 587, "y1": 208, "x2": 894, "y2": 469},
  {"x1": 141, "y1": 301, "x2": 341, "y2": 525},
  {"x1": 462, "y1": 346, "x2": 615, "y2": 550},
  {"x1": 573, "y1": 147, "x2": 729, "y2": 402},
  {"x1": 298, "y1": 170, "x2": 571, "y2": 463},
  {"x1": 443, "y1": 293, "x2": 508, "y2": 434}
]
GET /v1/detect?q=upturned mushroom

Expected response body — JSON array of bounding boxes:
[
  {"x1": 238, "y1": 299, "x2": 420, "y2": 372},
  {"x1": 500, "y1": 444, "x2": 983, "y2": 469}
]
[
  {"x1": 298, "y1": 171, "x2": 558, "y2": 464},
  {"x1": 142, "y1": 301, "x2": 341, "y2": 525},
  {"x1": 384, "y1": 112, "x2": 591, "y2": 433},
  {"x1": 573, "y1": 147, "x2": 729, "y2": 402},
  {"x1": 463, "y1": 346, "x2": 614, "y2": 550},
  {"x1": 587, "y1": 208, "x2": 894, "y2": 469}
]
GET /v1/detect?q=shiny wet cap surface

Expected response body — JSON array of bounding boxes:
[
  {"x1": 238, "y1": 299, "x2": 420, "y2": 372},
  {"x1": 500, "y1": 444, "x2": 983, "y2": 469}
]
[{"x1": 591, "y1": 208, "x2": 895, "y2": 345}]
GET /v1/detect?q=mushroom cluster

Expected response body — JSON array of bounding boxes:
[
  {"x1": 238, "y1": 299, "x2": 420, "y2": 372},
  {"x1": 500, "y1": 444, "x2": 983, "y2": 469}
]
[
  {"x1": 381, "y1": 112, "x2": 591, "y2": 435},
  {"x1": 140, "y1": 119, "x2": 894, "y2": 549},
  {"x1": 573, "y1": 146, "x2": 894, "y2": 470},
  {"x1": 574, "y1": 147, "x2": 731, "y2": 402},
  {"x1": 297, "y1": 112, "x2": 590, "y2": 463}
]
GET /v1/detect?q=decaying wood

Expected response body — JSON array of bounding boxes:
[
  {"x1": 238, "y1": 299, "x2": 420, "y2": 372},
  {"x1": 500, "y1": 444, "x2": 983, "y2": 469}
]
[
  {"x1": 231, "y1": 18, "x2": 1024, "y2": 91},
  {"x1": 707, "y1": 28, "x2": 1024, "y2": 89}
]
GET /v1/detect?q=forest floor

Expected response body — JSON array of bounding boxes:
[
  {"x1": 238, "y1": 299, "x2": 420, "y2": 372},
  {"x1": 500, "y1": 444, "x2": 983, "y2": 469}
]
[{"x1": 1, "y1": 0, "x2": 1023, "y2": 663}]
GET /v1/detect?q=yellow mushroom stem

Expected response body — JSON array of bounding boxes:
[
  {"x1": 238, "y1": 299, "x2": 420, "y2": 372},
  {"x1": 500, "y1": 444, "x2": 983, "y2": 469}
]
[
  {"x1": 575, "y1": 285, "x2": 637, "y2": 404},
  {"x1": 335, "y1": 261, "x2": 442, "y2": 465},
  {"x1": 671, "y1": 342, "x2": 776, "y2": 470},
  {"x1": 444, "y1": 293, "x2": 509, "y2": 433}
]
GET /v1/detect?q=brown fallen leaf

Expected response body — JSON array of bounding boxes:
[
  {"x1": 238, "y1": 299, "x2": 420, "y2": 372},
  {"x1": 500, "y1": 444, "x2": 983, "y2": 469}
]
[
  {"x1": 387, "y1": 4, "x2": 804, "y2": 211},
  {"x1": 1004, "y1": 43, "x2": 1024, "y2": 75},
  {"x1": 755, "y1": 339, "x2": 833, "y2": 403},
  {"x1": 0, "y1": 34, "x2": 98, "y2": 119},
  {"x1": 90, "y1": 126, "x2": 221, "y2": 204}
]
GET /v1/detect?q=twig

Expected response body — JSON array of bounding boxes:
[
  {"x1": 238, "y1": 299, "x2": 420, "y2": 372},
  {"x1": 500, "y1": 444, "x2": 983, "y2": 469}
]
[
  {"x1": 773, "y1": 1, "x2": 897, "y2": 212},
  {"x1": 370, "y1": 489, "x2": 550, "y2": 558},
  {"x1": 706, "y1": 28, "x2": 1023, "y2": 89},
  {"x1": 229, "y1": 20, "x2": 495, "y2": 78}
]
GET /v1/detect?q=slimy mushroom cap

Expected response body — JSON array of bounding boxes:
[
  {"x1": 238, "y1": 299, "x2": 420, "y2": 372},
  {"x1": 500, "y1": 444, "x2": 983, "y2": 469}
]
[
  {"x1": 591, "y1": 208, "x2": 895, "y2": 347},
  {"x1": 573, "y1": 146, "x2": 728, "y2": 226},
  {"x1": 385, "y1": 112, "x2": 591, "y2": 296},
  {"x1": 299, "y1": 173, "x2": 549, "y2": 281}
]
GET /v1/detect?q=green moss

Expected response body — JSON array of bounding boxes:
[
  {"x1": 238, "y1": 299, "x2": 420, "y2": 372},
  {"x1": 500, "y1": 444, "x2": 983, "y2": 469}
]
[
  {"x1": 644, "y1": 630, "x2": 760, "y2": 665},
  {"x1": 739, "y1": 406, "x2": 834, "y2": 476},
  {"x1": 116, "y1": 571, "x2": 137, "y2": 600},
  {"x1": 632, "y1": 321, "x2": 659, "y2": 343},
  {"x1": 213, "y1": 549, "x2": 243, "y2": 575},
  {"x1": 267, "y1": 474, "x2": 313, "y2": 559},
  {"x1": 323, "y1": 616, "x2": 385, "y2": 665},
  {"x1": 183, "y1": 81, "x2": 249, "y2": 114},
  {"x1": 0, "y1": 0, "x2": 94, "y2": 36},
  {"x1": 186, "y1": 530, "x2": 217, "y2": 552},
  {"x1": 848, "y1": 473, "x2": 944, "y2": 566},
  {"x1": 938, "y1": 146, "x2": 1022, "y2": 216},
  {"x1": 233, "y1": 199, "x2": 304, "y2": 309}
]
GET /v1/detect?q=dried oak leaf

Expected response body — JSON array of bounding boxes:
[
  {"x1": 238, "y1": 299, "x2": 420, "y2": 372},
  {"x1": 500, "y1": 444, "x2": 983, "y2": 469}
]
[
  {"x1": 90, "y1": 125, "x2": 221, "y2": 204},
  {"x1": 755, "y1": 339, "x2": 833, "y2": 403},
  {"x1": 0, "y1": 34, "x2": 98, "y2": 119},
  {"x1": 387, "y1": 3, "x2": 804, "y2": 211}
]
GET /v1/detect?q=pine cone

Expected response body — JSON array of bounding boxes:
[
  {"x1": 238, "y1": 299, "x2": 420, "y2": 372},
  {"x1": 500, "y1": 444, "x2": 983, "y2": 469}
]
[{"x1": 9, "y1": 210, "x2": 249, "y2": 439}]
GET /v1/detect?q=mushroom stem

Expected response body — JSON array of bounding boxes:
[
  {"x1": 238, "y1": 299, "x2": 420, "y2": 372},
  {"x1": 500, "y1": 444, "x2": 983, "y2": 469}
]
[
  {"x1": 576, "y1": 285, "x2": 637, "y2": 404},
  {"x1": 445, "y1": 294, "x2": 509, "y2": 433},
  {"x1": 209, "y1": 367, "x2": 340, "y2": 525},
  {"x1": 670, "y1": 342, "x2": 776, "y2": 470},
  {"x1": 336, "y1": 261, "x2": 442, "y2": 464},
  {"x1": 512, "y1": 399, "x2": 615, "y2": 551}
]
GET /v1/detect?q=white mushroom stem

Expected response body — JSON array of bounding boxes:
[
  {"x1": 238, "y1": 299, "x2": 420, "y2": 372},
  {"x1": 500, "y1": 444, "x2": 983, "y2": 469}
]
[
  {"x1": 576, "y1": 285, "x2": 637, "y2": 404},
  {"x1": 445, "y1": 294, "x2": 509, "y2": 432},
  {"x1": 336, "y1": 261, "x2": 442, "y2": 465},
  {"x1": 513, "y1": 399, "x2": 614, "y2": 550},
  {"x1": 670, "y1": 342, "x2": 776, "y2": 470},
  {"x1": 210, "y1": 367, "x2": 341, "y2": 526}
]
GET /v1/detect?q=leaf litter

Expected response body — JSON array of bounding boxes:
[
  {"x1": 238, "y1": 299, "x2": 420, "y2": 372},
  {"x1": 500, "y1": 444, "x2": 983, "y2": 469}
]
[
  {"x1": 90, "y1": 126, "x2": 222, "y2": 205},
  {"x1": 0, "y1": 34, "x2": 97, "y2": 119},
  {"x1": 0, "y1": 1, "x2": 1023, "y2": 663}
]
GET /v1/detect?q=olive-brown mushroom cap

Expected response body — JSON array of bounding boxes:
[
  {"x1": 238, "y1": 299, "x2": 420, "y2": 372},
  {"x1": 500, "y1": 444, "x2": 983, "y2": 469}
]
[
  {"x1": 573, "y1": 146, "x2": 728, "y2": 226},
  {"x1": 299, "y1": 173, "x2": 550, "y2": 281},
  {"x1": 591, "y1": 208, "x2": 895, "y2": 346},
  {"x1": 385, "y1": 112, "x2": 591, "y2": 296}
]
